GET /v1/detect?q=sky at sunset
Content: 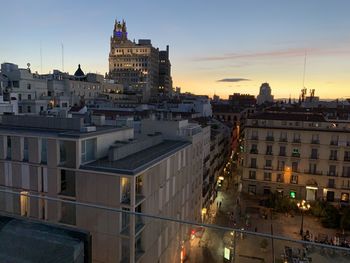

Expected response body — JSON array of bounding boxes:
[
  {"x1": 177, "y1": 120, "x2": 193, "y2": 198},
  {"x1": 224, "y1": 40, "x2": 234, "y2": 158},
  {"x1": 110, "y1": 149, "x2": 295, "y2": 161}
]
[{"x1": 1, "y1": 0, "x2": 350, "y2": 99}]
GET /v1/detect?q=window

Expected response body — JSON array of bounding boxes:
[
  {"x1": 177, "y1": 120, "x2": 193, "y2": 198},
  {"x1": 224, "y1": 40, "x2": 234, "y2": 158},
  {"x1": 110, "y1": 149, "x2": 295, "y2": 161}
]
[
  {"x1": 290, "y1": 174, "x2": 298, "y2": 184},
  {"x1": 264, "y1": 172, "x2": 271, "y2": 181},
  {"x1": 292, "y1": 148, "x2": 300, "y2": 157},
  {"x1": 293, "y1": 133, "x2": 301, "y2": 143},
  {"x1": 20, "y1": 191, "x2": 29, "y2": 217},
  {"x1": 326, "y1": 191, "x2": 334, "y2": 202},
  {"x1": 328, "y1": 179, "x2": 335, "y2": 188},
  {"x1": 7, "y1": 136, "x2": 11, "y2": 159},
  {"x1": 27, "y1": 106, "x2": 31, "y2": 113},
  {"x1": 249, "y1": 170, "x2": 256, "y2": 180},
  {"x1": 41, "y1": 138, "x2": 47, "y2": 164},
  {"x1": 330, "y1": 150, "x2": 338, "y2": 160},
  {"x1": 328, "y1": 165, "x2": 337, "y2": 176},
  {"x1": 343, "y1": 167, "x2": 350, "y2": 177},
  {"x1": 279, "y1": 146, "x2": 286, "y2": 156},
  {"x1": 265, "y1": 159, "x2": 272, "y2": 169},
  {"x1": 28, "y1": 94, "x2": 31, "y2": 100},
  {"x1": 292, "y1": 162, "x2": 298, "y2": 172},
  {"x1": 81, "y1": 139, "x2": 96, "y2": 163},
  {"x1": 60, "y1": 170, "x2": 76, "y2": 197},
  {"x1": 277, "y1": 174, "x2": 284, "y2": 183},
  {"x1": 248, "y1": 185, "x2": 256, "y2": 195},
  {"x1": 23, "y1": 138, "x2": 29, "y2": 161},
  {"x1": 250, "y1": 144, "x2": 258, "y2": 154},
  {"x1": 18, "y1": 94, "x2": 22, "y2": 101},
  {"x1": 266, "y1": 145, "x2": 273, "y2": 155},
  {"x1": 27, "y1": 83, "x2": 31, "y2": 90},
  {"x1": 331, "y1": 135, "x2": 339, "y2": 145},
  {"x1": 18, "y1": 105, "x2": 22, "y2": 113},
  {"x1": 311, "y1": 134, "x2": 319, "y2": 144},
  {"x1": 277, "y1": 160, "x2": 285, "y2": 171},
  {"x1": 341, "y1": 193, "x2": 349, "y2": 202},
  {"x1": 311, "y1": 149, "x2": 318, "y2": 159},
  {"x1": 280, "y1": 132, "x2": 287, "y2": 142},
  {"x1": 250, "y1": 158, "x2": 257, "y2": 168},
  {"x1": 345, "y1": 151, "x2": 350, "y2": 161}
]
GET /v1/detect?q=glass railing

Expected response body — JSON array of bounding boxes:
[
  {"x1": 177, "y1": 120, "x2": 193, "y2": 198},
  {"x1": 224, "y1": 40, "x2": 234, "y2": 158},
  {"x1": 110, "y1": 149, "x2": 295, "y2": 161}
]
[{"x1": 0, "y1": 187, "x2": 349, "y2": 263}]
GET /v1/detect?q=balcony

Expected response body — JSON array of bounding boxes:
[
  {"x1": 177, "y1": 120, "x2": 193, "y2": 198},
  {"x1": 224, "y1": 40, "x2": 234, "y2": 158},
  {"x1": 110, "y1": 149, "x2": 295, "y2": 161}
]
[
  {"x1": 342, "y1": 172, "x2": 350, "y2": 178},
  {"x1": 329, "y1": 156, "x2": 338, "y2": 161},
  {"x1": 279, "y1": 138, "x2": 287, "y2": 143},
  {"x1": 327, "y1": 172, "x2": 338, "y2": 177},
  {"x1": 292, "y1": 139, "x2": 301, "y2": 143},
  {"x1": 328, "y1": 182, "x2": 335, "y2": 188},
  {"x1": 310, "y1": 154, "x2": 318, "y2": 160},
  {"x1": 266, "y1": 136, "x2": 274, "y2": 141},
  {"x1": 265, "y1": 151, "x2": 273, "y2": 156},
  {"x1": 311, "y1": 140, "x2": 320, "y2": 144},
  {"x1": 249, "y1": 164, "x2": 257, "y2": 169},
  {"x1": 344, "y1": 157, "x2": 350, "y2": 162},
  {"x1": 304, "y1": 170, "x2": 322, "y2": 175},
  {"x1": 330, "y1": 141, "x2": 339, "y2": 146},
  {"x1": 250, "y1": 136, "x2": 259, "y2": 140},
  {"x1": 279, "y1": 152, "x2": 286, "y2": 157},
  {"x1": 264, "y1": 165, "x2": 273, "y2": 170},
  {"x1": 250, "y1": 149, "x2": 258, "y2": 154},
  {"x1": 291, "y1": 152, "x2": 300, "y2": 158}
]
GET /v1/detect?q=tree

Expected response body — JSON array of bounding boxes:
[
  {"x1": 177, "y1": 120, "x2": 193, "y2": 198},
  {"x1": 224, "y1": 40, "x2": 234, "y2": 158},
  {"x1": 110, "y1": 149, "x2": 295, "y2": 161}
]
[
  {"x1": 340, "y1": 207, "x2": 350, "y2": 231},
  {"x1": 321, "y1": 204, "x2": 340, "y2": 228}
]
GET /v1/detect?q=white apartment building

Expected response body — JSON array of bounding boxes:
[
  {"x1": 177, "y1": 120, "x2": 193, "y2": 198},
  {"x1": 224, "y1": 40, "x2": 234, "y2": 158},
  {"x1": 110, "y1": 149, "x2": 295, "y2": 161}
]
[
  {"x1": 243, "y1": 112, "x2": 350, "y2": 204},
  {"x1": 0, "y1": 115, "x2": 204, "y2": 263}
]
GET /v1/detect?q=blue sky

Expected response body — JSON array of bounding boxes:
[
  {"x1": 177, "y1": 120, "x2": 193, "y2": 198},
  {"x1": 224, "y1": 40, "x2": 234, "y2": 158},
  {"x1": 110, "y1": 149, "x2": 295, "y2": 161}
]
[{"x1": 1, "y1": 0, "x2": 350, "y2": 98}]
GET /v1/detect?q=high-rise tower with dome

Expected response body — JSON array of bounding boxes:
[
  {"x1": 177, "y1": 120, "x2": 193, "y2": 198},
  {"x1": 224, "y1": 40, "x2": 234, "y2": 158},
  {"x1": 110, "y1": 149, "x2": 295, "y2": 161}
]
[{"x1": 108, "y1": 19, "x2": 172, "y2": 102}]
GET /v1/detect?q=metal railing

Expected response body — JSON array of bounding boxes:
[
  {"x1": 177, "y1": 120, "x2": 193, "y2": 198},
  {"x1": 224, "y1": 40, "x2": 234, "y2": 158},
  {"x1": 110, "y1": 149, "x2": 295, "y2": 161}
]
[{"x1": 0, "y1": 187, "x2": 349, "y2": 263}]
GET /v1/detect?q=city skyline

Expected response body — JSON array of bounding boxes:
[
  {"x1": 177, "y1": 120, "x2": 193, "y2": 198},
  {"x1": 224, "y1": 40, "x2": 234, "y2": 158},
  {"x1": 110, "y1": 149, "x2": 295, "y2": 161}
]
[{"x1": 1, "y1": 0, "x2": 350, "y2": 99}]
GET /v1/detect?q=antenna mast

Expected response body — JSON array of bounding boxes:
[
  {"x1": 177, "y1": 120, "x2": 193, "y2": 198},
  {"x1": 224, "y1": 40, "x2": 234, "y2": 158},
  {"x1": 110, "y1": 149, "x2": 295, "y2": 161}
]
[
  {"x1": 302, "y1": 51, "x2": 307, "y2": 89},
  {"x1": 61, "y1": 43, "x2": 64, "y2": 72},
  {"x1": 40, "y1": 42, "x2": 43, "y2": 73}
]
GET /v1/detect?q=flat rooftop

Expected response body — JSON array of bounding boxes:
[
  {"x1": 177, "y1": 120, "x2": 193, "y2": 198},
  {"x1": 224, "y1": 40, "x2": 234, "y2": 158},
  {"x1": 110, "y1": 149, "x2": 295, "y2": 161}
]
[
  {"x1": 0, "y1": 215, "x2": 90, "y2": 263},
  {"x1": 249, "y1": 112, "x2": 326, "y2": 122},
  {"x1": 0, "y1": 123, "x2": 130, "y2": 139},
  {"x1": 81, "y1": 140, "x2": 190, "y2": 175}
]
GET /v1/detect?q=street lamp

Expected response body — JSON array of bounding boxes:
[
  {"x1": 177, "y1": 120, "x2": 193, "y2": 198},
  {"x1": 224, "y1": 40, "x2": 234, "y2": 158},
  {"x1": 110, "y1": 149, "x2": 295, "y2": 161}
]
[{"x1": 296, "y1": 200, "x2": 311, "y2": 236}]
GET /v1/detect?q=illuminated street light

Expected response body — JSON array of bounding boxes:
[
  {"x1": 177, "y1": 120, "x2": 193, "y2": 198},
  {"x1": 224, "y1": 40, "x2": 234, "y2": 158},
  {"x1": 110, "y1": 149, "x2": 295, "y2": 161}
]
[{"x1": 297, "y1": 200, "x2": 311, "y2": 236}]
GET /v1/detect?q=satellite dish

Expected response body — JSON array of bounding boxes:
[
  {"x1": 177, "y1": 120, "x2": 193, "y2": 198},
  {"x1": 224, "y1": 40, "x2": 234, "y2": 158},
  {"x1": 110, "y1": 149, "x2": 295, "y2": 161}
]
[{"x1": 27, "y1": 63, "x2": 31, "y2": 68}]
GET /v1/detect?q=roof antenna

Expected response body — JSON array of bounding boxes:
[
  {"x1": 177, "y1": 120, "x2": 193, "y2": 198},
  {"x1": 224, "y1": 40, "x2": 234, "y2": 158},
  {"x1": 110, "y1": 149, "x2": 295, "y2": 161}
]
[
  {"x1": 40, "y1": 41, "x2": 43, "y2": 73},
  {"x1": 302, "y1": 50, "x2": 307, "y2": 89},
  {"x1": 61, "y1": 43, "x2": 64, "y2": 72}
]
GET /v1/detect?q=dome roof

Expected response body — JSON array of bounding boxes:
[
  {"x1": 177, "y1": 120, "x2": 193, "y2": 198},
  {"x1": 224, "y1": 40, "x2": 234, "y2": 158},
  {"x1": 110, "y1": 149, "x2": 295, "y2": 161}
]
[{"x1": 74, "y1": 64, "x2": 85, "y2": 77}]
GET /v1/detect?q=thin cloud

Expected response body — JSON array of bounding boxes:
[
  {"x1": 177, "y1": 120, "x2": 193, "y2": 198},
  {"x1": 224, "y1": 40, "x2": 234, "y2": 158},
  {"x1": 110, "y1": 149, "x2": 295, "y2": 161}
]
[
  {"x1": 194, "y1": 47, "x2": 350, "y2": 62},
  {"x1": 217, "y1": 78, "x2": 250, "y2": 83}
]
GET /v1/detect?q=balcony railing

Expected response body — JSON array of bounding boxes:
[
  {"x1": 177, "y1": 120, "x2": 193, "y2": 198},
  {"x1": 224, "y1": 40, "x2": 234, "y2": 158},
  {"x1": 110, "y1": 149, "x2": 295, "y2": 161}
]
[
  {"x1": 330, "y1": 141, "x2": 339, "y2": 146},
  {"x1": 304, "y1": 170, "x2": 323, "y2": 175},
  {"x1": 342, "y1": 172, "x2": 350, "y2": 178},
  {"x1": 0, "y1": 187, "x2": 348, "y2": 263},
  {"x1": 310, "y1": 154, "x2": 318, "y2": 160},
  {"x1": 344, "y1": 157, "x2": 350, "y2": 162},
  {"x1": 292, "y1": 138, "x2": 301, "y2": 143},
  {"x1": 250, "y1": 136, "x2": 259, "y2": 140},
  {"x1": 250, "y1": 149, "x2": 258, "y2": 154},
  {"x1": 264, "y1": 165, "x2": 273, "y2": 170},
  {"x1": 279, "y1": 152, "x2": 286, "y2": 157},
  {"x1": 311, "y1": 140, "x2": 320, "y2": 144},
  {"x1": 279, "y1": 138, "x2": 287, "y2": 142},
  {"x1": 266, "y1": 151, "x2": 273, "y2": 155},
  {"x1": 249, "y1": 164, "x2": 257, "y2": 169},
  {"x1": 327, "y1": 172, "x2": 338, "y2": 177},
  {"x1": 266, "y1": 136, "x2": 274, "y2": 141},
  {"x1": 291, "y1": 153, "x2": 300, "y2": 158},
  {"x1": 329, "y1": 156, "x2": 338, "y2": 161}
]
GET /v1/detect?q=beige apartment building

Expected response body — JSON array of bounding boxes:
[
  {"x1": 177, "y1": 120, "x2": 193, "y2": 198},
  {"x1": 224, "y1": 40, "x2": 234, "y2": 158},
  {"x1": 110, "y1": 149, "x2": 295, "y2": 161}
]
[
  {"x1": 0, "y1": 115, "x2": 204, "y2": 263},
  {"x1": 243, "y1": 112, "x2": 350, "y2": 204}
]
